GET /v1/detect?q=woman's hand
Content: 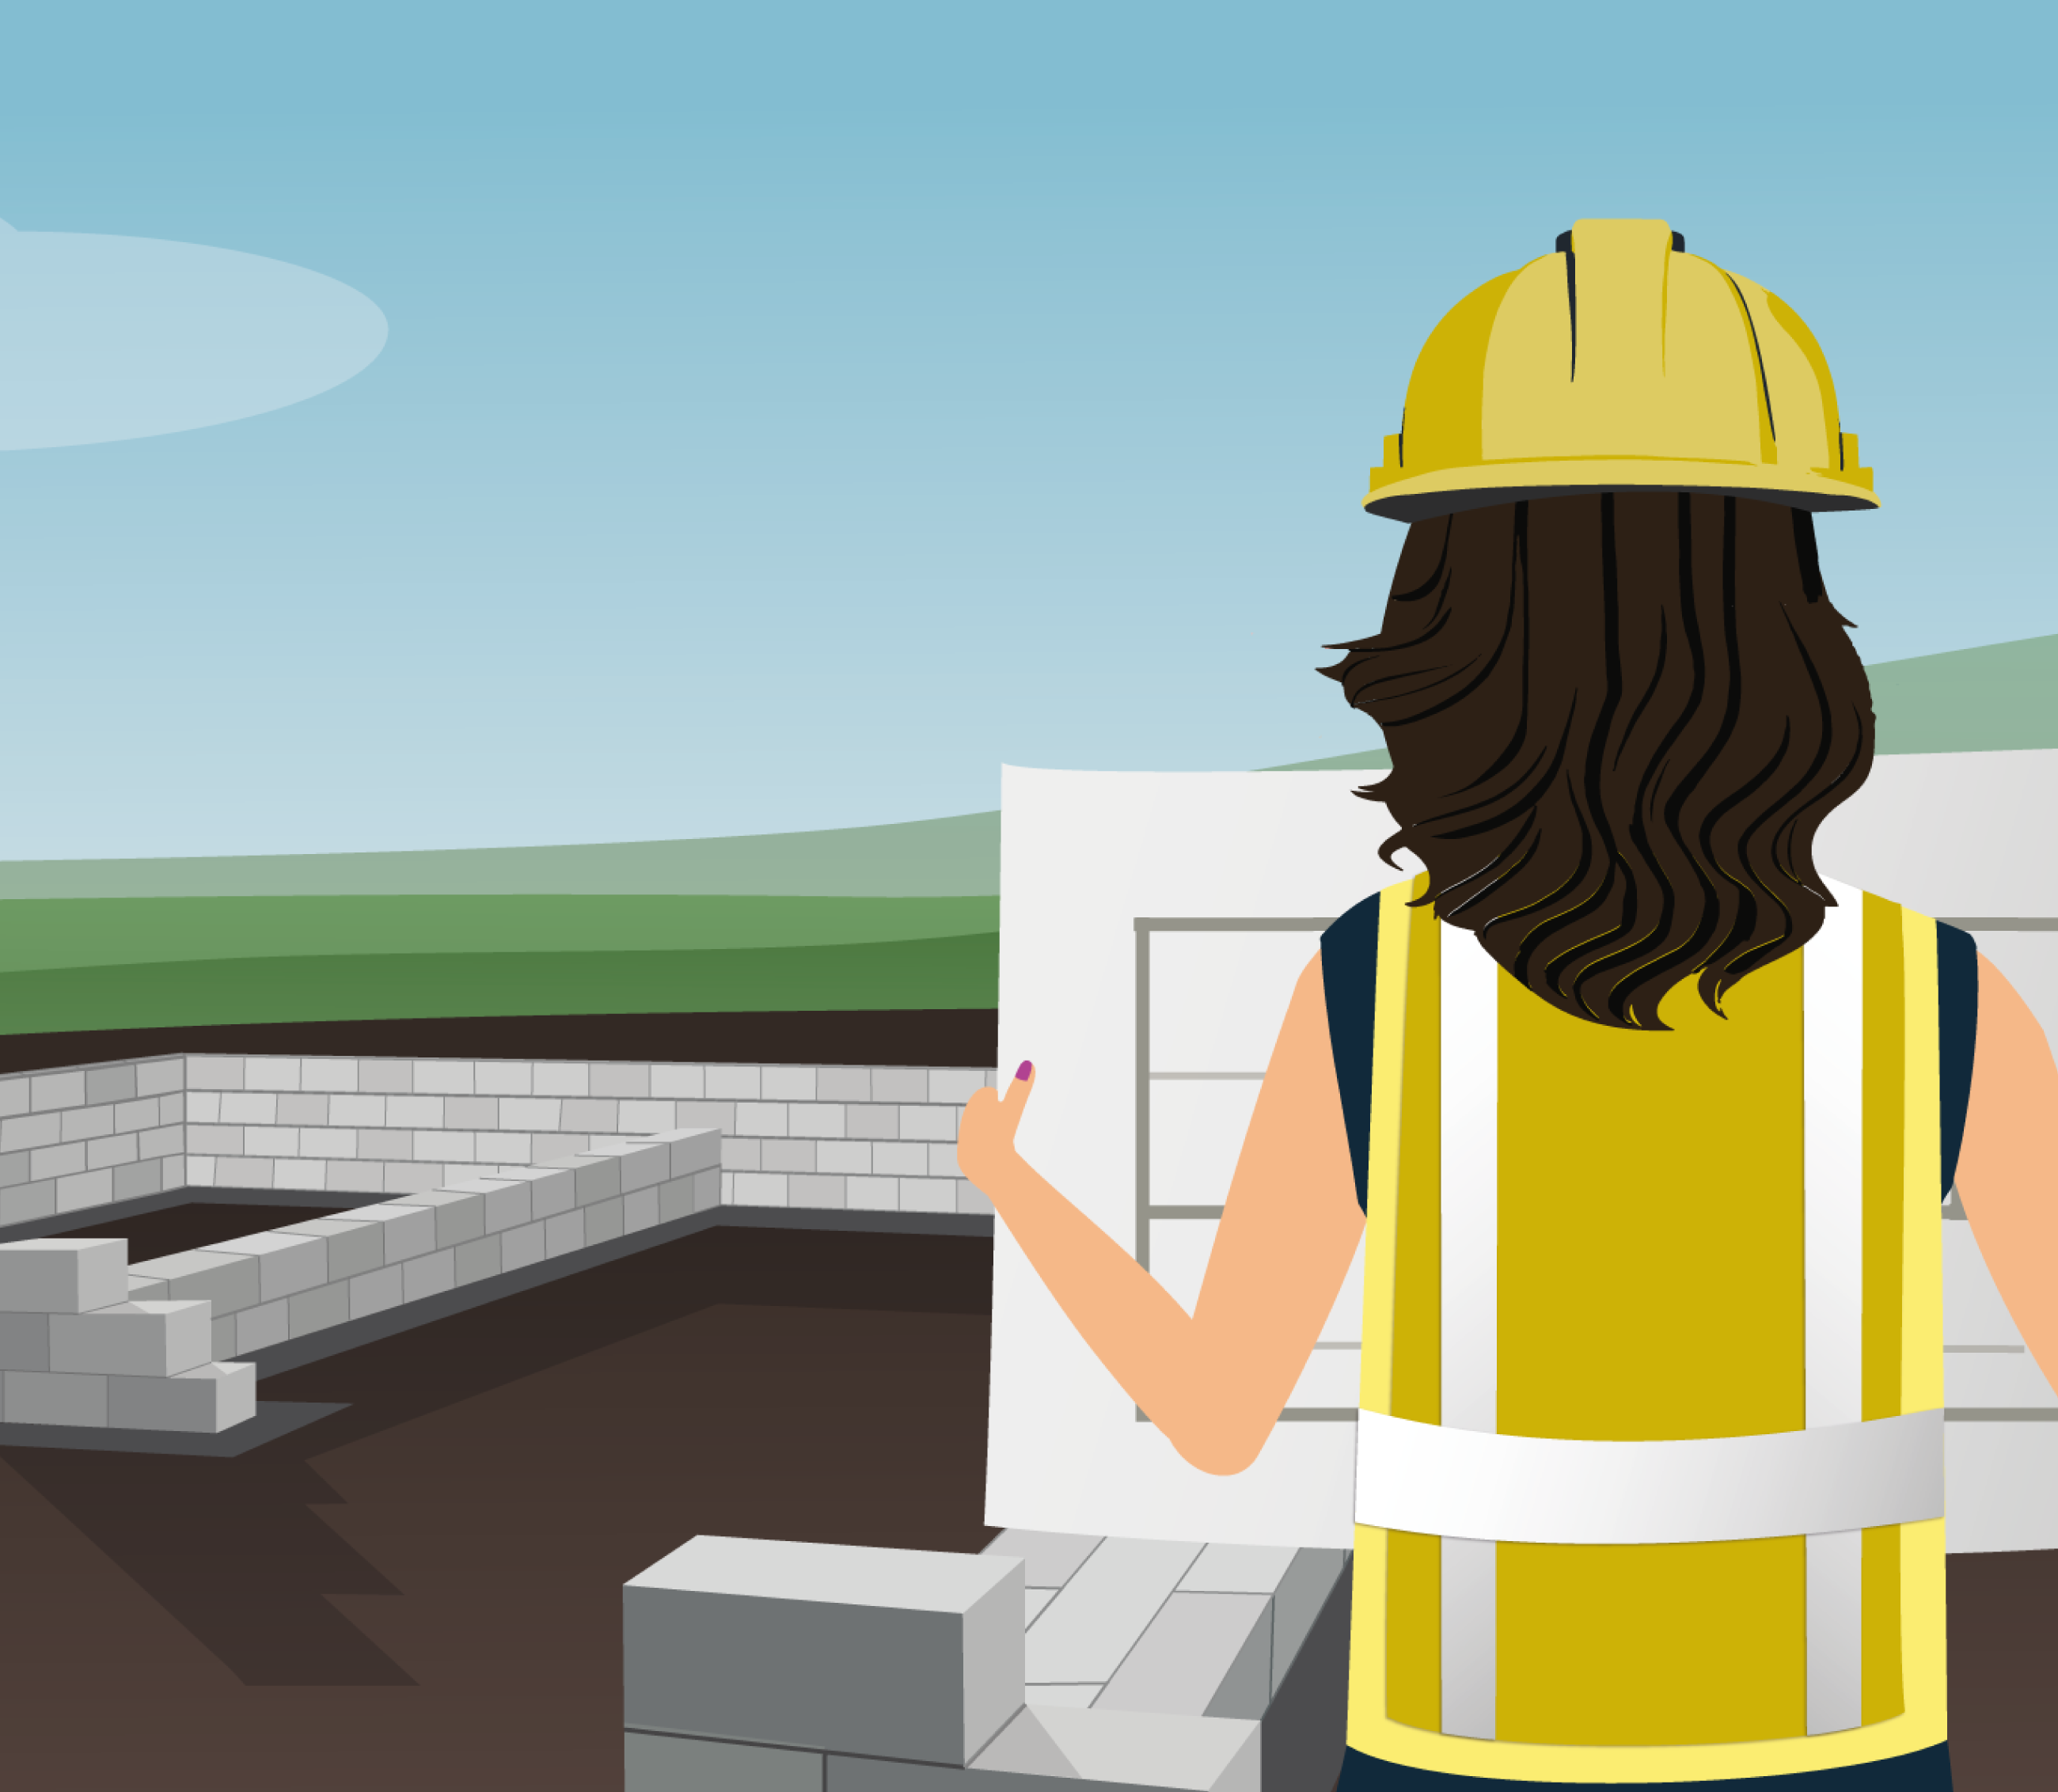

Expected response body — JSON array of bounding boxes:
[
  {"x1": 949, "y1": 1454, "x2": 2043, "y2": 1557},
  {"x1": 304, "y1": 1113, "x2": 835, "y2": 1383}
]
[{"x1": 958, "y1": 1060, "x2": 1036, "y2": 1196}]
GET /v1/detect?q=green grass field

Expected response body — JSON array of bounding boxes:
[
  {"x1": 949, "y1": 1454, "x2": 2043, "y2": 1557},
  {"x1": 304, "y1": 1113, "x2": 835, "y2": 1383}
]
[{"x1": 0, "y1": 631, "x2": 2046, "y2": 1036}]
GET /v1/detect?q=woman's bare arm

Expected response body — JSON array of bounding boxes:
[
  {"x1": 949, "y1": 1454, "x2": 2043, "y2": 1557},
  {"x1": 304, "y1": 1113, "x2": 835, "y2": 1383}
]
[
  {"x1": 957, "y1": 951, "x2": 1367, "y2": 1476},
  {"x1": 1954, "y1": 952, "x2": 2058, "y2": 1390}
]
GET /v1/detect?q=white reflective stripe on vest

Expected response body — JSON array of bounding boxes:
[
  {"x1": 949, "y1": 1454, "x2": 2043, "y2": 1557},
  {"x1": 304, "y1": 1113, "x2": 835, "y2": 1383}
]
[
  {"x1": 1437, "y1": 922, "x2": 1498, "y2": 1741},
  {"x1": 1804, "y1": 884, "x2": 1867, "y2": 1736},
  {"x1": 1354, "y1": 1407, "x2": 1945, "y2": 1543}
]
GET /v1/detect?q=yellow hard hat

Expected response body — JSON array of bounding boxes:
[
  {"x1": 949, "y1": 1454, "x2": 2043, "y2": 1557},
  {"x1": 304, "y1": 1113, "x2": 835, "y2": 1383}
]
[{"x1": 1363, "y1": 218, "x2": 1874, "y2": 522}]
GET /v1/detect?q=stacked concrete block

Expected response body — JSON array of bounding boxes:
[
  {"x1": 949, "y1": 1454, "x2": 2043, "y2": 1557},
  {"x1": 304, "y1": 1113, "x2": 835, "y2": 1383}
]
[
  {"x1": 624, "y1": 1535, "x2": 1025, "y2": 1790},
  {"x1": 621, "y1": 1532, "x2": 1305, "y2": 1792},
  {"x1": 0, "y1": 1237, "x2": 254, "y2": 1433},
  {"x1": 132, "y1": 1128, "x2": 722, "y2": 1361},
  {"x1": 0, "y1": 1058, "x2": 187, "y2": 1230},
  {"x1": 166, "y1": 1054, "x2": 1004, "y2": 1217}
]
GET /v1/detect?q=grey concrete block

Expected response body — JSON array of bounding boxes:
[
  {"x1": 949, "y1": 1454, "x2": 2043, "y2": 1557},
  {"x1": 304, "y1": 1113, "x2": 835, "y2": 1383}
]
[
  {"x1": 402, "y1": 1247, "x2": 456, "y2": 1302},
  {"x1": 649, "y1": 1064, "x2": 704, "y2": 1099},
  {"x1": 57, "y1": 1167, "x2": 114, "y2": 1211},
  {"x1": 788, "y1": 1176, "x2": 846, "y2": 1209},
  {"x1": 561, "y1": 1098, "x2": 621, "y2": 1133},
  {"x1": 49, "y1": 1301, "x2": 213, "y2": 1376},
  {"x1": 112, "y1": 1156, "x2": 165, "y2": 1202},
  {"x1": 358, "y1": 1059, "x2": 413, "y2": 1094},
  {"x1": 356, "y1": 1129, "x2": 413, "y2": 1160},
  {"x1": 724, "y1": 1137, "x2": 764, "y2": 1171},
  {"x1": 186, "y1": 1124, "x2": 245, "y2": 1156},
  {"x1": 5, "y1": 1165, "x2": 62, "y2": 1208},
  {"x1": 590, "y1": 1061, "x2": 650, "y2": 1099},
  {"x1": 1023, "y1": 1539, "x2": 1201, "y2": 1684},
  {"x1": 845, "y1": 1105, "x2": 901, "y2": 1141},
  {"x1": 454, "y1": 1234, "x2": 502, "y2": 1285},
  {"x1": 816, "y1": 1066, "x2": 871, "y2": 1103},
  {"x1": 761, "y1": 1065, "x2": 815, "y2": 1100},
  {"x1": 871, "y1": 1066, "x2": 928, "y2": 1103},
  {"x1": 60, "y1": 1104, "x2": 113, "y2": 1142},
  {"x1": 788, "y1": 1104, "x2": 846, "y2": 1140},
  {"x1": 1180, "y1": 1544, "x2": 1297, "y2": 1596},
  {"x1": 677, "y1": 1099, "x2": 736, "y2": 1133},
  {"x1": 616, "y1": 1144, "x2": 669, "y2": 1194},
  {"x1": 501, "y1": 1220, "x2": 547, "y2": 1272},
  {"x1": 958, "y1": 1181, "x2": 994, "y2": 1217},
  {"x1": 1, "y1": 1112, "x2": 62, "y2": 1153},
  {"x1": 126, "y1": 1252, "x2": 256, "y2": 1321},
  {"x1": 0, "y1": 1311, "x2": 51, "y2": 1370},
  {"x1": 981, "y1": 1530, "x2": 1103, "y2": 1590},
  {"x1": 211, "y1": 1314, "x2": 236, "y2": 1357},
  {"x1": 666, "y1": 1129, "x2": 720, "y2": 1175},
  {"x1": 900, "y1": 1107, "x2": 961, "y2": 1143},
  {"x1": 873, "y1": 1141, "x2": 928, "y2": 1177},
  {"x1": 1270, "y1": 1550, "x2": 1349, "y2": 1698},
  {"x1": 761, "y1": 1138, "x2": 817, "y2": 1174},
  {"x1": 325, "y1": 1160, "x2": 387, "y2": 1195},
  {"x1": 127, "y1": 1275, "x2": 169, "y2": 1300},
  {"x1": 1024, "y1": 1588, "x2": 1056, "y2": 1627},
  {"x1": 623, "y1": 1186, "x2": 659, "y2": 1233},
  {"x1": 737, "y1": 1101, "x2": 788, "y2": 1138},
  {"x1": 32, "y1": 1071, "x2": 85, "y2": 1111},
  {"x1": 477, "y1": 1181, "x2": 533, "y2": 1232},
  {"x1": 545, "y1": 1210, "x2": 586, "y2": 1257},
  {"x1": 0, "y1": 1239, "x2": 129, "y2": 1313},
  {"x1": 978, "y1": 1705, "x2": 1259, "y2": 1790},
  {"x1": 32, "y1": 1141, "x2": 86, "y2": 1182},
  {"x1": 585, "y1": 1195, "x2": 625, "y2": 1244},
  {"x1": 625, "y1": 1535, "x2": 1024, "y2": 1767},
  {"x1": 570, "y1": 1155, "x2": 624, "y2": 1205},
  {"x1": 275, "y1": 1216, "x2": 385, "y2": 1279},
  {"x1": 350, "y1": 1264, "x2": 404, "y2": 1318},
  {"x1": 275, "y1": 1092, "x2": 330, "y2": 1126},
  {"x1": 1259, "y1": 1547, "x2": 1351, "y2": 1792},
  {"x1": 6, "y1": 1369, "x2": 108, "y2": 1427},
  {"x1": 625, "y1": 1731, "x2": 822, "y2": 1792},
  {"x1": 343, "y1": 1203, "x2": 438, "y2": 1262},
  {"x1": 817, "y1": 1141, "x2": 871, "y2": 1175},
  {"x1": 288, "y1": 1277, "x2": 352, "y2": 1338},
  {"x1": 692, "y1": 1167, "x2": 721, "y2": 1212},
  {"x1": 237, "y1": 1298, "x2": 291, "y2": 1354},
  {"x1": 211, "y1": 1231, "x2": 329, "y2": 1300},
  {"x1": 1096, "y1": 1592, "x2": 1271, "y2": 1720},
  {"x1": 385, "y1": 1160, "x2": 443, "y2": 1195},
  {"x1": 657, "y1": 1177, "x2": 695, "y2": 1223},
  {"x1": 108, "y1": 1361, "x2": 256, "y2": 1433},
  {"x1": 389, "y1": 1187, "x2": 487, "y2": 1247},
  {"x1": 135, "y1": 1057, "x2": 185, "y2": 1097},
  {"x1": 704, "y1": 1065, "x2": 760, "y2": 1099},
  {"x1": 0, "y1": 1151, "x2": 28, "y2": 1190},
  {"x1": 827, "y1": 1707, "x2": 1260, "y2": 1790},
  {"x1": 532, "y1": 1061, "x2": 588, "y2": 1097},
  {"x1": 442, "y1": 1095, "x2": 498, "y2": 1129}
]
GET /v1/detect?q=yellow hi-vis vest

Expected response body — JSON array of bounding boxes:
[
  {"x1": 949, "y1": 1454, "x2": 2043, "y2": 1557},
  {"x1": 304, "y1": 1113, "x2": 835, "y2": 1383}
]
[{"x1": 1339, "y1": 875, "x2": 1949, "y2": 1783}]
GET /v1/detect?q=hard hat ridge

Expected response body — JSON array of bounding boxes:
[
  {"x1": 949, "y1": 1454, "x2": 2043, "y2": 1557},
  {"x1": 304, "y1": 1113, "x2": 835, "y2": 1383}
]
[{"x1": 1363, "y1": 218, "x2": 1874, "y2": 522}]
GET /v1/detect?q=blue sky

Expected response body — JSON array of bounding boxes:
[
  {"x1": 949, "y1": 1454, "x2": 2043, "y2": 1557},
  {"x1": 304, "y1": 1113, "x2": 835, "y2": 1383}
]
[{"x1": 2, "y1": 2, "x2": 2049, "y2": 859}]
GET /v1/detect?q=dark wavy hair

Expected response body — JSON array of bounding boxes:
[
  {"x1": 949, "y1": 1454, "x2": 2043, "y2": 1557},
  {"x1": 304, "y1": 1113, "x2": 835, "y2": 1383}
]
[{"x1": 1319, "y1": 491, "x2": 1875, "y2": 1030}]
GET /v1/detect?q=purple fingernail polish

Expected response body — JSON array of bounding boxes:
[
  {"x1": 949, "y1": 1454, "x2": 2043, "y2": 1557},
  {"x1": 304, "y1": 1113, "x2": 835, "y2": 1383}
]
[{"x1": 1016, "y1": 1060, "x2": 1033, "y2": 1081}]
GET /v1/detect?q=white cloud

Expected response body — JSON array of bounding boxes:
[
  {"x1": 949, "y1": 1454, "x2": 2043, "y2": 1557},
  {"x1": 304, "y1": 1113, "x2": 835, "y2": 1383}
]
[{"x1": 0, "y1": 218, "x2": 387, "y2": 450}]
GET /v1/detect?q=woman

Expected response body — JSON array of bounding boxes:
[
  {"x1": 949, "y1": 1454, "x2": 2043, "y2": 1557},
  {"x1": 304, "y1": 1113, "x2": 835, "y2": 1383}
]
[{"x1": 959, "y1": 225, "x2": 2056, "y2": 1790}]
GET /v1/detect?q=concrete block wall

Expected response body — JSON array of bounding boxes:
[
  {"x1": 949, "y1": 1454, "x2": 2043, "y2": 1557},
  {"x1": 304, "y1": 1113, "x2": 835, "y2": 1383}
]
[
  {"x1": 0, "y1": 1061, "x2": 188, "y2": 1229},
  {"x1": 622, "y1": 1532, "x2": 1351, "y2": 1792},
  {"x1": 133, "y1": 1127, "x2": 722, "y2": 1365},
  {"x1": 0, "y1": 1053, "x2": 999, "y2": 1221},
  {"x1": 0, "y1": 1238, "x2": 254, "y2": 1433}
]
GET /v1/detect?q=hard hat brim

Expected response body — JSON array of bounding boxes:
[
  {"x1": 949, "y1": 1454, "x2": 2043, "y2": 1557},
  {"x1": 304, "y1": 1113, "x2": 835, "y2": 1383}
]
[{"x1": 1363, "y1": 461, "x2": 1878, "y2": 522}]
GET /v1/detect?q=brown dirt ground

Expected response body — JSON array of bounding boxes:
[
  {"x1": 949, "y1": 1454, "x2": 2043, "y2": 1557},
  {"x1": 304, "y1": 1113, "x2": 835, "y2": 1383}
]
[{"x1": 0, "y1": 1224, "x2": 2048, "y2": 1790}]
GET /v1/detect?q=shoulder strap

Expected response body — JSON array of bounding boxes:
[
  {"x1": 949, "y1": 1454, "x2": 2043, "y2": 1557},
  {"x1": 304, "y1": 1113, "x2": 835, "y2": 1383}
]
[
  {"x1": 1937, "y1": 921, "x2": 1979, "y2": 1197},
  {"x1": 1321, "y1": 893, "x2": 1384, "y2": 1214}
]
